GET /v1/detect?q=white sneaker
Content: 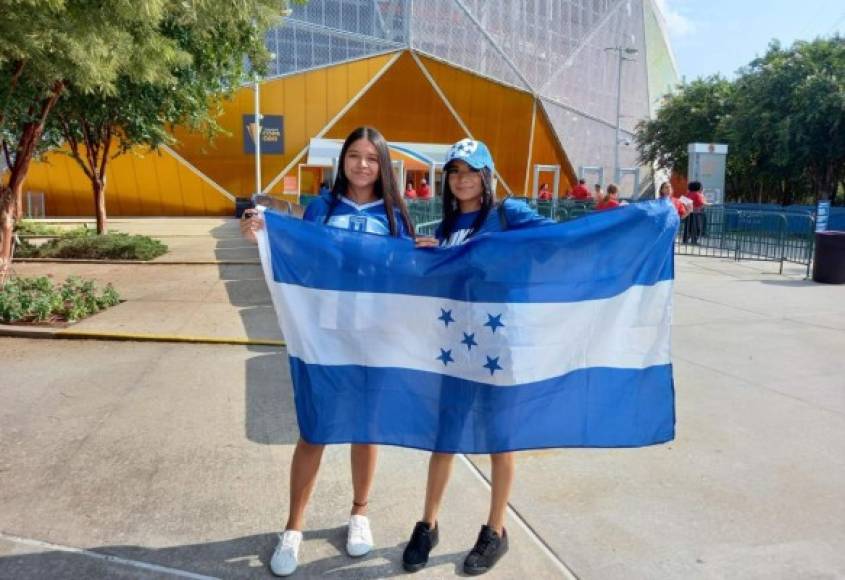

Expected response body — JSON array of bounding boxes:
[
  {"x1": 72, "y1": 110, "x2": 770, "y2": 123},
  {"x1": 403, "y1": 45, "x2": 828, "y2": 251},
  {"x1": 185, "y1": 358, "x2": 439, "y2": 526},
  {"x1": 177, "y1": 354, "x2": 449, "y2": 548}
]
[
  {"x1": 270, "y1": 530, "x2": 302, "y2": 577},
  {"x1": 346, "y1": 514, "x2": 374, "y2": 557}
]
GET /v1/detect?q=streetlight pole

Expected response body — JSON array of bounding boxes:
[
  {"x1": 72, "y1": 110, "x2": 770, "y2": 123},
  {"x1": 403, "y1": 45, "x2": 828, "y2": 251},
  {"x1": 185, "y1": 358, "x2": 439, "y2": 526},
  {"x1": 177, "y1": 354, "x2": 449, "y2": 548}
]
[
  {"x1": 253, "y1": 75, "x2": 262, "y2": 197},
  {"x1": 251, "y1": 4, "x2": 289, "y2": 201},
  {"x1": 606, "y1": 46, "x2": 638, "y2": 184}
]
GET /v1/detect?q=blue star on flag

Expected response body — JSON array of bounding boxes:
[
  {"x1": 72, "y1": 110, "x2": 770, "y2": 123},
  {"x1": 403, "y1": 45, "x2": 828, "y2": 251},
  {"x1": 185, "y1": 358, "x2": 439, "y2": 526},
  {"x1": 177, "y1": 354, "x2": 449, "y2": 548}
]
[
  {"x1": 484, "y1": 313, "x2": 504, "y2": 333},
  {"x1": 483, "y1": 356, "x2": 503, "y2": 376},
  {"x1": 461, "y1": 332, "x2": 478, "y2": 351},
  {"x1": 437, "y1": 348, "x2": 454, "y2": 366},
  {"x1": 438, "y1": 308, "x2": 455, "y2": 327}
]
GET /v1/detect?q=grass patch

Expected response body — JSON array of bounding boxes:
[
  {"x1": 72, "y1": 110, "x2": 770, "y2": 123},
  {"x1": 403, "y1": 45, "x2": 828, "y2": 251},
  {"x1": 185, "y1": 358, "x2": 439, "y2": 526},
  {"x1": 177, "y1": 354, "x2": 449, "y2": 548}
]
[
  {"x1": 15, "y1": 220, "x2": 87, "y2": 237},
  {"x1": 14, "y1": 229, "x2": 168, "y2": 261},
  {"x1": 0, "y1": 276, "x2": 121, "y2": 324}
]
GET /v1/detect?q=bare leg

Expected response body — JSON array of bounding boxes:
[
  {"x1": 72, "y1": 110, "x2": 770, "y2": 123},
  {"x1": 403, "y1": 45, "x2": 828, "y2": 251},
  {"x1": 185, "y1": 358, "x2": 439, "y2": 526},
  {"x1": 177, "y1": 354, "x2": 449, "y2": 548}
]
[
  {"x1": 487, "y1": 452, "x2": 515, "y2": 534},
  {"x1": 422, "y1": 452, "x2": 455, "y2": 526},
  {"x1": 350, "y1": 444, "x2": 378, "y2": 516},
  {"x1": 284, "y1": 438, "x2": 325, "y2": 531}
]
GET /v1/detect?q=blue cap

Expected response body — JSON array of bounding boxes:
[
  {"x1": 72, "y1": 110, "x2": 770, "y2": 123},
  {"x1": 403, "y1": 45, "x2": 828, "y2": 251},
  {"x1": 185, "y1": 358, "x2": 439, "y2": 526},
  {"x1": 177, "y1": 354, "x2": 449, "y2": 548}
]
[{"x1": 444, "y1": 138, "x2": 494, "y2": 173}]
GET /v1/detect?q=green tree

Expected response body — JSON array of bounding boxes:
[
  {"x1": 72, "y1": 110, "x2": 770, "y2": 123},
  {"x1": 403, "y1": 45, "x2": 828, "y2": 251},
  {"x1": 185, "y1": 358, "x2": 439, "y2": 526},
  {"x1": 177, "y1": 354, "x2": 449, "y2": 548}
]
[
  {"x1": 0, "y1": 0, "x2": 181, "y2": 281},
  {"x1": 635, "y1": 75, "x2": 734, "y2": 181},
  {"x1": 52, "y1": 1, "x2": 285, "y2": 234},
  {"x1": 727, "y1": 37, "x2": 845, "y2": 203},
  {"x1": 636, "y1": 36, "x2": 845, "y2": 205}
]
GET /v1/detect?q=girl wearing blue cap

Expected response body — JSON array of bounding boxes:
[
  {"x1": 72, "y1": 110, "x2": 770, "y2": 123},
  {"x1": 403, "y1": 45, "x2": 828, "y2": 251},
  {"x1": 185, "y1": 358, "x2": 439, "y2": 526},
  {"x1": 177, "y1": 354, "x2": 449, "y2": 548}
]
[{"x1": 404, "y1": 138, "x2": 553, "y2": 575}]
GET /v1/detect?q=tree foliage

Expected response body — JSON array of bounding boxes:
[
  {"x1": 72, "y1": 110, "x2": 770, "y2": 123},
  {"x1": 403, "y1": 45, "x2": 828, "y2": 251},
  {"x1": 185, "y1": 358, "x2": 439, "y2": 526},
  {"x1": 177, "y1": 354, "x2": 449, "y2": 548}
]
[
  {"x1": 50, "y1": 0, "x2": 287, "y2": 233},
  {"x1": 0, "y1": 0, "x2": 287, "y2": 276},
  {"x1": 636, "y1": 36, "x2": 845, "y2": 204}
]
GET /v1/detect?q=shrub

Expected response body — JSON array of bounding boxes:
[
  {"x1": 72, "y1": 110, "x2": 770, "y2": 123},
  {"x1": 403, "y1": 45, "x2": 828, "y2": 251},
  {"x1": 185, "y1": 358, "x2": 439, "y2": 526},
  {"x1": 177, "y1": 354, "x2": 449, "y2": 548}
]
[
  {"x1": 17, "y1": 231, "x2": 167, "y2": 261},
  {"x1": 0, "y1": 276, "x2": 121, "y2": 324}
]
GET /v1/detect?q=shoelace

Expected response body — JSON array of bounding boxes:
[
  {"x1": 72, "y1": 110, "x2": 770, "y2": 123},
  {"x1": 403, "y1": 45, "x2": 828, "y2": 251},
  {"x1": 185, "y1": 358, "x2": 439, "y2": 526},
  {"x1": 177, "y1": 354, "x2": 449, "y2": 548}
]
[
  {"x1": 280, "y1": 533, "x2": 300, "y2": 550},
  {"x1": 472, "y1": 534, "x2": 496, "y2": 557},
  {"x1": 349, "y1": 520, "x2": 369, "y2": 540},
  {"x1": 412, "y1": 525, "x2": 429, "y2": 544}
]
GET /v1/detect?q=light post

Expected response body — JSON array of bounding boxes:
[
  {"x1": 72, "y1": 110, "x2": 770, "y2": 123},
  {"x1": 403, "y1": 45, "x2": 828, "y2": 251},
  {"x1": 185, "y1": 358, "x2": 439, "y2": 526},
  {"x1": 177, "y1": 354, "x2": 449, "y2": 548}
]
[
  {"x1": 605, "y1": 46, "x2": 638, "y2": 183},
  {"x1": 253, "y1": 75, "x2": 262, "y2": 197},
  {"x1": 252, "y1": 8, "x2": 289, "y2": 198}
]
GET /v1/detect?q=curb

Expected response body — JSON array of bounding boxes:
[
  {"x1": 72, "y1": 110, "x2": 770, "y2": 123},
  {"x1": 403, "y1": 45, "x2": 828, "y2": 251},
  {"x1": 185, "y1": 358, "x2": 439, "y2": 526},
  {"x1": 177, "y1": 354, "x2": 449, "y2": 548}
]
[
  {"x1": 14, "y1": 258, "x2": 260, "y2": 265},
  {"x1": 0, "y1": 325, "x2": 284, "y2": 347}
]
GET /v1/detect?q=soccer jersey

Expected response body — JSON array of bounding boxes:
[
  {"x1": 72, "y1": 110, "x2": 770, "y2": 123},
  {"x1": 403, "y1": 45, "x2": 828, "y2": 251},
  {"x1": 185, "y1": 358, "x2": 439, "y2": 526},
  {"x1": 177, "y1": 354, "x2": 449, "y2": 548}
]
[
  {"x1": 436, "y1": 198, "x2": 554, "y2": 248},
  {"x1": 303, "y1": 194, "x2": 410, "y2": 237}
]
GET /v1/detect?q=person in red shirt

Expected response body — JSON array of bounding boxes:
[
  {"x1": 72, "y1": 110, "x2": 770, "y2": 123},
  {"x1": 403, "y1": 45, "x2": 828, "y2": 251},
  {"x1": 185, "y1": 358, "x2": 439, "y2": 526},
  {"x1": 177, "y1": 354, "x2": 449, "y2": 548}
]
[
  {"x1": 569, "y1": 178, "x2": 591, "y2": 200},
  {"x1": 684, "y1": 181, "x2": 707, "y2": 211},
  {"x1": 596, "y1": 183, "x2": 621, "y2": 210},
  {"x1": 405, "y1": 182, "x2": 417, "y2": 199},
  {"x1": 538, "y1": 182, "x2": 552, "y2": 201},
  {"x1": 659, "y1": 182, "x2": 688, "y2": 219},
  {"x1": 417, "y1": 178, "x2": 432, "y2": 199},
  {"x1": 683, "y1": 181, "x2": 708, "y2": 244}
]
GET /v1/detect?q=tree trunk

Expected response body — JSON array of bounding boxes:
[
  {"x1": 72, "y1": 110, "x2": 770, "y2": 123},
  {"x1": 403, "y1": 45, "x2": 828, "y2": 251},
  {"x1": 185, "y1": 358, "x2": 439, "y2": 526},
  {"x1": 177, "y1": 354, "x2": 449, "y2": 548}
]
[
  {"x1": 0, "y1": 81, "x2": 64, "y2": 280},
  {"x1": 820, "y1": 163, "x2": 834, "y2": 202},
  {"x1": 93, "y1": 176, "x2": 108, "y2": 235},
  {"x1": 0, "y1": 189, "x2": 15, "y2": 285}
]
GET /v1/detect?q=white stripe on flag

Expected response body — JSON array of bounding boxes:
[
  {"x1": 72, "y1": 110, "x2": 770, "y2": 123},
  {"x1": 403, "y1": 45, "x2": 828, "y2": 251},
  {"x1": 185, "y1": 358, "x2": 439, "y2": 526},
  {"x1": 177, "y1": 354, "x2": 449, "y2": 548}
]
[{"x1": 269, "y1": 281, "x2": 672, "y2": 387}]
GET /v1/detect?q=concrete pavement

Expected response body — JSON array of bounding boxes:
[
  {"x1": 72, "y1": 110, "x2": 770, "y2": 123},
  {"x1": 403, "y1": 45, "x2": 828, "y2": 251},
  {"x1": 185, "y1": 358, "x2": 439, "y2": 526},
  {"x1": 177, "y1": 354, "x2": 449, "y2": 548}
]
[{"x1": 0, "y1": 339, "x2": 566, "y2": 579}]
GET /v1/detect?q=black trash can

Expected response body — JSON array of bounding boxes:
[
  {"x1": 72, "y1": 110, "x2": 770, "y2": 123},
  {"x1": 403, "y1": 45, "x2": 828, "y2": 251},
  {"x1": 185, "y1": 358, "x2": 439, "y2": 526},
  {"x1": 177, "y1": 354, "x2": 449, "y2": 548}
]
[
  {"x1": 812, "y1": 231, "x2": 845, "y2": 284},
  {"x1": 234, "y1": 197, "x2": 253, "y2": 219}
]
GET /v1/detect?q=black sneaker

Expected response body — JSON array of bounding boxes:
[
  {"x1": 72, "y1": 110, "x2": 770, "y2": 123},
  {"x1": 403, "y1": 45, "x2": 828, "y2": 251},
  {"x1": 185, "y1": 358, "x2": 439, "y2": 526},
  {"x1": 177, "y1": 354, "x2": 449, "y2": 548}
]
[
  {"x1": 463, "y1": 525, "x2": 508, "y2": 575},
  {"x1": 402, "y1": 521, "x2": 439, "y2": 573}
]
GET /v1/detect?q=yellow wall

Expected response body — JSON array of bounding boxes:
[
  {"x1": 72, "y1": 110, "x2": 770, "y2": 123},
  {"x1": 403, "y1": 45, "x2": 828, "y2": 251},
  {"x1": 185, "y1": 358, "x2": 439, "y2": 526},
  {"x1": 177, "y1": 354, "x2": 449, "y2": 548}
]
[
  {"x1": 25, "y1": 49, "x2": 578, "y2": 216},
  {"x1": 414, "y1": 57, "x2": 525, "y2": 196},
  {"x1": 326, "y1": 52, "x2": 575, "y2": 198},
  {"x1": 529, "y1": 105, "x2": 576, "y2": 196},
  {"x1": 25, "y1": 147, "x2": 234, "y2": 216},
  {"x1": 171, "y1": 52, "x2": 396, "y2": 198},
  {"x1": 326, "y1": 52, "x2": 466, "y2": 147}
]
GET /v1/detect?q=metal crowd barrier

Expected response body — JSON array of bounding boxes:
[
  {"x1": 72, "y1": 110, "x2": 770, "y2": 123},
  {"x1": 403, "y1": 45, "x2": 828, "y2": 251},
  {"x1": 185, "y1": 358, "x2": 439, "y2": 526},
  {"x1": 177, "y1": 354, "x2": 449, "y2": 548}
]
[
  {"x1": 296, "y1": 194, "x2": 817, "y2": 275},
  {"x1": 674, "y1": 206, "x2": 815, "y2": 275}
]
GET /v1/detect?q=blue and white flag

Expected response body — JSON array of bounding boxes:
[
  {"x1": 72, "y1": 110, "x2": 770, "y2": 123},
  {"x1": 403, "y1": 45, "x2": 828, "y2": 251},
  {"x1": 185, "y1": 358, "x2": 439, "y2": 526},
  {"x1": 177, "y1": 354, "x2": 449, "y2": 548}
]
[{"x1": 257, "y1": 200, "x2": 678, "y2": 453}]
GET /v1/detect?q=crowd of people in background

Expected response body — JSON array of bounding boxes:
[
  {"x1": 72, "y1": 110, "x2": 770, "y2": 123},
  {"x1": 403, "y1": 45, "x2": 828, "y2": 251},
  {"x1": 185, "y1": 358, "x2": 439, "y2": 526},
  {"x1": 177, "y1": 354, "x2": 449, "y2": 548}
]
[
  {"x1": 330, "y1": 169, "x2": 710, "y2": 241},
  {"x1": 403, "y1": 177, "x2": 432, "y2": 200}
]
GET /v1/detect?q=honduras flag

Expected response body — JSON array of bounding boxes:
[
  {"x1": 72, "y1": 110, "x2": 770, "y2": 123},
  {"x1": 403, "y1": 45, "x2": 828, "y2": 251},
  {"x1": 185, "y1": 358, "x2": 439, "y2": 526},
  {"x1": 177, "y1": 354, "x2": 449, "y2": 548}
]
[{"x1": 256, "y1": 200, "x2": 677, "y2": 453}]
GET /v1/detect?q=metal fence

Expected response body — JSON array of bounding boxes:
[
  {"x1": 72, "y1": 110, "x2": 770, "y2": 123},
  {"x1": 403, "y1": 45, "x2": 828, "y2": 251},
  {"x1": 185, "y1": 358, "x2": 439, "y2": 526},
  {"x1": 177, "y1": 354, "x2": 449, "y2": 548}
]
[
  {"x1": 674, "y1": 206, "x2": 815, "y2": 275},
  {"x1": 406, "y1": 199, "x2": 442, "y2": 226}
]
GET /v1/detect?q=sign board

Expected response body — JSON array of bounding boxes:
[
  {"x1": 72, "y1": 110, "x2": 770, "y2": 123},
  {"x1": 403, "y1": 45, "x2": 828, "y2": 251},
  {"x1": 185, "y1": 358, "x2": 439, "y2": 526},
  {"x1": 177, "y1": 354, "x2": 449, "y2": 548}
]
[
  {"x1": 243, "y1": 115, "x2": 284, "y2": 155},
  {"x1": 688, "y1": 143, "x2": 727, "y2": 204},
  {"x1": 283, "y1": 175, "x2": 298, "y2": 194}
]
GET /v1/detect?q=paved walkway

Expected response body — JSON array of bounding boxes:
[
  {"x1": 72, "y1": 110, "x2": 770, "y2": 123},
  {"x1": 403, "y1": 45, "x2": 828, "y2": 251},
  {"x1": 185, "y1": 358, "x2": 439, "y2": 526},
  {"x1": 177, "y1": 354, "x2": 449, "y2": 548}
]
[{"x1": 1, "y1": 218, "x2": 843, "y2": 579}]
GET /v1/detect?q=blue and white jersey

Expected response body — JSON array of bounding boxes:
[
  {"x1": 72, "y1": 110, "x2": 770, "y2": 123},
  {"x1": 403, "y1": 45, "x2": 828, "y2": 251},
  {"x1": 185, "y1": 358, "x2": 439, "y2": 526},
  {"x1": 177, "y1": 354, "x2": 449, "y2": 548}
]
[
  {"x1": 436, "y1": 198, "x2": 554, "y2": 247},
  {"x1": 303, "y1": 194, "x2": 409, "y2": 238}
]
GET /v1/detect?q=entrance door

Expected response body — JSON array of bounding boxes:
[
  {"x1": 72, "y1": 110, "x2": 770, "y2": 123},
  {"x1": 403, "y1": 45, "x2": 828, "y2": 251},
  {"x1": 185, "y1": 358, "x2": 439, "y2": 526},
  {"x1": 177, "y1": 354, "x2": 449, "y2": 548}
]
[
  {"x1": 616, "y1": 167, "x2": 641, "y2": 199},
  {"x1": 532, "y1": 164, "x2": 561, "y2": 217}
]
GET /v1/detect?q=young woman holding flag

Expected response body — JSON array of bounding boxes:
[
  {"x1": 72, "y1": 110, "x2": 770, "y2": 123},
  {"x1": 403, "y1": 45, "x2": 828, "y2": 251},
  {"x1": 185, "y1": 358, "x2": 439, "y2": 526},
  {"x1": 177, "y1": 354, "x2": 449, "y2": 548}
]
[
  {"x1": 241, "y1": 125, "x2": 413, "y2": 577},
  {"x1": 405, "y1": 138, "x2": 553, "y2": 575}
]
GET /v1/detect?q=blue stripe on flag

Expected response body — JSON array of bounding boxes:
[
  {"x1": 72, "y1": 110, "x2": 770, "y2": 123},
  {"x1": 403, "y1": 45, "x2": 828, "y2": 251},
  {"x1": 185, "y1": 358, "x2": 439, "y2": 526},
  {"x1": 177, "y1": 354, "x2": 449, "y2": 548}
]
[
  {"x1": 266, "y1": 199, "x2": 678, "y2": 303},
  {"x1": 289, "y1": 357, "x2": 676, "y2": 453}
]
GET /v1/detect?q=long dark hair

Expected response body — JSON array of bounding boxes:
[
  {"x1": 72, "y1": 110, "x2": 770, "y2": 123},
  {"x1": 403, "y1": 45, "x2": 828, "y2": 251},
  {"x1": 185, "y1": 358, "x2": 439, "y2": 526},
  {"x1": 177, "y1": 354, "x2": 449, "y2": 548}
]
[
  {"x1": 325, "y1": 126, "x2": 414, "y2": 237},
  {"x1": 439, "y1": 163, "x2": 495, "y2": 240}
]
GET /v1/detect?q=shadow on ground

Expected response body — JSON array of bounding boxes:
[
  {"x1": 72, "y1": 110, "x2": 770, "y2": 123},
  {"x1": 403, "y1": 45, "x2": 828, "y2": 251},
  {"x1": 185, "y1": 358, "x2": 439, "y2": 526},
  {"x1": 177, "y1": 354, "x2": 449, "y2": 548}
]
[
  {"x1": 0, "y1": 530, "x2": 468, "y2": 579},
  {"x1": 209, "y1": 223, "x2": 298, "y2": 447}
]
